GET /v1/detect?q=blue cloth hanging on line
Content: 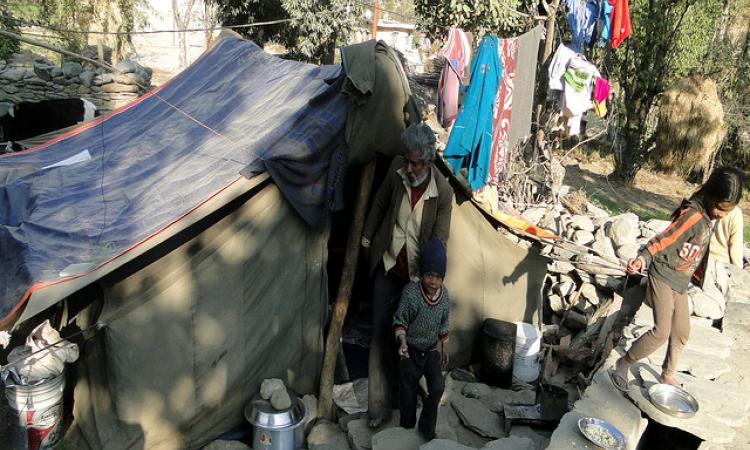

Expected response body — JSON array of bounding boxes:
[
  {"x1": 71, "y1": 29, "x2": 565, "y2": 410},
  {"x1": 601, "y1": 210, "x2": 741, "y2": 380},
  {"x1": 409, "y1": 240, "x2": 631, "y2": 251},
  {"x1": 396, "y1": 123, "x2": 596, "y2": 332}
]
[
  {"x1": 566, "y1": 0, "x2": 600, "y2": 52},
  {"x1": 443, "y1": 35, "x2": 502, "y2": 191},
  {"x1": 597, "y1": 0, "x2": 614, "y2": 47}
]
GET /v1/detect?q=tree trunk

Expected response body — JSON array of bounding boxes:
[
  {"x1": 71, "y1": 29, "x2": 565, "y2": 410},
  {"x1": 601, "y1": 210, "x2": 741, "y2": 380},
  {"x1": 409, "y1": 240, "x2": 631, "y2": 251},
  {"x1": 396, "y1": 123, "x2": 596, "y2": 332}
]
[{"x1": 533, "y1": 0, "x2": 561, "y2": 149}]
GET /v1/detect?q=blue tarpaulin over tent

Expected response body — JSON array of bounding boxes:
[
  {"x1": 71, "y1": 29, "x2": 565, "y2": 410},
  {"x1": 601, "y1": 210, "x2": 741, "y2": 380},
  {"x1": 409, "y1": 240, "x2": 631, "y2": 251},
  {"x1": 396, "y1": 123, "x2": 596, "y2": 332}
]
[{"x1": 0, "y1": 35, "x2": 347, "y2": 324}]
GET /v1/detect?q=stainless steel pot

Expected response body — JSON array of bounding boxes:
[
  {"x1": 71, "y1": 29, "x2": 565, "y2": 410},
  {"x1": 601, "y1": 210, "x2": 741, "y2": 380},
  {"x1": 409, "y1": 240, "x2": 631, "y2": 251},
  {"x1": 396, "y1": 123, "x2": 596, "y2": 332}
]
[{"x1": 245, "y1": 392, "x2": 307, "y2": 450}]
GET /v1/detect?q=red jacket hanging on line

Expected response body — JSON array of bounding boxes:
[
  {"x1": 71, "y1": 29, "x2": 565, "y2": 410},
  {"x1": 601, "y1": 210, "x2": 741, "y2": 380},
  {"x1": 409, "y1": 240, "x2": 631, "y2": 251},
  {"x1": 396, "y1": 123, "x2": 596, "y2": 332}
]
[{"x1": 610, "y1": 0, "x2": 632, "y2": 48}]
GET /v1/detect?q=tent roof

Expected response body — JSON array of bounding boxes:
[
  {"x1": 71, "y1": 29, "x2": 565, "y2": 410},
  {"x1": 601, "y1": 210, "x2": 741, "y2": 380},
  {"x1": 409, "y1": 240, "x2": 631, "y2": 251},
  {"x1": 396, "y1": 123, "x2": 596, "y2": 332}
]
[{"x1": 0, "y1": 34, "x2": 347, "y2": 328}]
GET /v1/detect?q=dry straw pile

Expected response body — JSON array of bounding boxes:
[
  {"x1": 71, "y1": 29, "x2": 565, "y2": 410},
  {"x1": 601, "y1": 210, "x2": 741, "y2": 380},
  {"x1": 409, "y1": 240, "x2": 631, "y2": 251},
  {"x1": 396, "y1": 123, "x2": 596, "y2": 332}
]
[{"x1": 653, "y1": 75, "x2": 726, "y2": 180}]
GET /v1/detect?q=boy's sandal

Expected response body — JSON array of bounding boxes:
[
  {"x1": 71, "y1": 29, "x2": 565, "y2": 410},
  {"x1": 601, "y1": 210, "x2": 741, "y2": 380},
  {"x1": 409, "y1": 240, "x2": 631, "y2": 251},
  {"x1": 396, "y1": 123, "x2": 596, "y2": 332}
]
[{"x1": 609, "y1": 368, "x2": 629, "y2": 393}]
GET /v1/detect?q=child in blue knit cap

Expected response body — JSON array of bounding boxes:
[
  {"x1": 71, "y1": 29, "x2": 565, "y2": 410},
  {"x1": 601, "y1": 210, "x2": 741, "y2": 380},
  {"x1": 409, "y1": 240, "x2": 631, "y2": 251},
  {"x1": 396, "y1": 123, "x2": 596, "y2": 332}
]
[{"x1": 393, "y1": 236, "x2": 450, "y2": 440}]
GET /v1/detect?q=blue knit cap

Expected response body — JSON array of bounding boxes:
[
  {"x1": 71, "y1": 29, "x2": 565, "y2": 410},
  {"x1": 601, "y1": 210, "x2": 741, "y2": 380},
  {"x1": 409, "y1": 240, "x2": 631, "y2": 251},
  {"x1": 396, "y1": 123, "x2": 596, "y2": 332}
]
[{"x1": 420, "y1": 236, "x2": 447, "y2": 278}]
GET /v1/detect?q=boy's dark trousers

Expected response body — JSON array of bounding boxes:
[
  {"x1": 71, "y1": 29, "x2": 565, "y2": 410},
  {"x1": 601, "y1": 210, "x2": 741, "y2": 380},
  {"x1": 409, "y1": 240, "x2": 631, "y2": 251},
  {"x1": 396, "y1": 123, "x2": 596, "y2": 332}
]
[{"x1": 399, "y1": 346, "x2": 444, "y2": 439}]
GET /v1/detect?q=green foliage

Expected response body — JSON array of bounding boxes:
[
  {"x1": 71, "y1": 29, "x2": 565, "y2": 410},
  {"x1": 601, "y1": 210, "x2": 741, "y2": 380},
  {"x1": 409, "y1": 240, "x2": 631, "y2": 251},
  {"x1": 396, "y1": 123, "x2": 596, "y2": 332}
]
[
  {"x1": 282, "y1": 0, "x2": 364, "y2": 63},
  {"x1": 1, "y1": 0, "x2": 148, "y2": 57},
  {"x1": 211, "y1": 0, "x2": 364, "y2": 63},
  {"x1": 0, "y1": 15, "x2": 20, "y2": 60},
  {"x1": 413, "y1": 0, "x2": 534, "y2": 40}
]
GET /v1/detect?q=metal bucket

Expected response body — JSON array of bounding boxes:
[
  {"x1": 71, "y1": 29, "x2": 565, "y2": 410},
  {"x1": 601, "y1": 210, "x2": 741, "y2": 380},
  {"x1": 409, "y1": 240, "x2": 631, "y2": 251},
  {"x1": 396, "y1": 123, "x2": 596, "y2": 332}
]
[
  {"x1": 245, "y1": 392, "x2": 307, "y2": 450},
  {"x1": 4, "y1": 372, "x2": 65, "y2": 450}
]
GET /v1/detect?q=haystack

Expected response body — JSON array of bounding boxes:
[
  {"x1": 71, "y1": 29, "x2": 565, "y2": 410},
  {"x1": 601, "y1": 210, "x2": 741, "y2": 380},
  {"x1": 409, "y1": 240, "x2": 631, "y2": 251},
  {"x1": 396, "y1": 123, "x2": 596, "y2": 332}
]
[{"x1": 653, "y1": 75, "x2": 726, "y2": 180}]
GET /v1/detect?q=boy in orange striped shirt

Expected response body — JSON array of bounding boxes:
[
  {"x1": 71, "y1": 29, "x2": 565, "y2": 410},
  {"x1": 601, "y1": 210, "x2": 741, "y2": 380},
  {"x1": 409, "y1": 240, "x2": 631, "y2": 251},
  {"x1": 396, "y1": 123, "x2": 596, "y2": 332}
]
[{"x1": 611, "y1": 168, "x2": 743, "y2": 391}]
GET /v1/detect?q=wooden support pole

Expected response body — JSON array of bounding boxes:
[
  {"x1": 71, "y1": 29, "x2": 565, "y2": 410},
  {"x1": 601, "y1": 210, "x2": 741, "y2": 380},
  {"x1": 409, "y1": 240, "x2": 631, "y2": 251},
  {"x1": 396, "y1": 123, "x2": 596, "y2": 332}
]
[
  {"x1": 371, "y1": 0, "x2": 379, "y2": 39},
  {"x1": 318, "y1": 160, "x2": 376, "y2": 420},
  {"x1": 533, "y1": 0, "x2": 561, "y2": 152},
  {"x1": 318, "y1": 0, "x2": 380, "y2": 421}
]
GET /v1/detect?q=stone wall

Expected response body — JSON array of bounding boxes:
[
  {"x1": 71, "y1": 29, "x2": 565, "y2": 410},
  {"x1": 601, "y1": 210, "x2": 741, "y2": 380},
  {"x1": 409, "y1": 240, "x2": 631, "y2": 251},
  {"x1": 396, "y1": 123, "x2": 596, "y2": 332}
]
[{"x1": 0, "y1": 50, "x2": 152, "y2": 115}]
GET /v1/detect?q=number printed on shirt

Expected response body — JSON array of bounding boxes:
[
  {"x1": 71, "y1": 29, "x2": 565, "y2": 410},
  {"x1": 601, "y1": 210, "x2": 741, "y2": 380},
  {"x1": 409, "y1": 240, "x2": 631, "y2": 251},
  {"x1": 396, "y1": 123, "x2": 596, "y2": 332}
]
[{"x1": 678, "y1": 242, "x2": 701, "y2": 260}]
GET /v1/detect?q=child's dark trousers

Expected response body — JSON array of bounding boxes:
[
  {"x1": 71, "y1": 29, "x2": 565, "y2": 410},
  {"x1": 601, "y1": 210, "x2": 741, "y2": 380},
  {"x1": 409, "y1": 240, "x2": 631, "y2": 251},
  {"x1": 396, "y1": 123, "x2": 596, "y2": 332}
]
[{"x1": 398, "y1": 346, "x2": 444, "y2": 439}]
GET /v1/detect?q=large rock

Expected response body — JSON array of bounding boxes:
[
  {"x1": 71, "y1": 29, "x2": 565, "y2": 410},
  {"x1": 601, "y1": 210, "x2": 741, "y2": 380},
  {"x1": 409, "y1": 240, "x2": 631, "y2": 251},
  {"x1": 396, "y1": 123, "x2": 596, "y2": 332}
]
[
  {"x1": 347, "y1": 413, "x2": 400, "y2": 450},
  {"x1": 308, "y1": 419, "x2": 350, "y2": 450},
  {"x1": 79, "y1": 71, "x2": 96, "y2": 87},
  {"x1": 590, "y1": 274, "x2": 622, "y2": 292},
  {"x1": 508, "y1": 426, "x2": 549, "y2": 450},
  {"x1": 270, "y1": 388, "x2": 292, "y2": 410},
  {"x1": 451, "y1": 396, "x2": 504, "y2": 438},
  {"x1": 689, "y1": 287, "x2": 726, "y2": 320},
  {"x1": 483, "y1": 436, "x2": 535, "y2": 450},
  {"x1": 101, "y1": 82, "x2": 140, "y2": 93},
  {"x1": 260, "y1": 378, "x2": 285, "y2": 400},
  {"x1": 462, "y1": 383, "x2": 491, "y2": 399},
  {"x1": 592, "y1": 236, "x2": 617, "y2": 260},
  {"x1": 616, "y1": 243, "x2": 641, "y2": 261},
  {"x1": 538, "y1": 210, "x2": 561, "y2": 234},
  {"x1": 644, "y1": 218, "x2": 671, "y2": 234},
  {"x1": 26, "y1": 76, "x2": 46, "y2": 86},
  {"x1": 639, "y1": 224, "x2": 656, "y2": 239},
  {"x1": 606, "y1": 216, "x2": 640, "y2": 247},
  {"x1": 553, "y1": 281, "x2": 576, "y2": 298},
  {"x1": 579, "y1": 283, "x2": 600, "y2": 306},
  {"x1": 420, "y1": 439, "x2": 474, "y2": 450},
  {"x1": 372, "y1": 427, "x2": 425, "y2": 450},
  {"x1": 114, "y1": 58, "x2": 141, "y2": 74},
  {"x1": 585, "y1": 202, "x2": 610, "y2": 218},
  {"x1": 547, "y1": 260, "x2": 574, "y2": 274},
  {"x1": 113, "y1": 72, "x2": 146, "y2": 86},
  {"x1": 547, "y1": 294, "x2": 564, "y2": 314},
  {"x1": 0, "y1": 68, "x2": 27, "y2": 81},
  {"x1": 522, "y1": 207, "x2": 546, "y2": 225},
  {"x1": 569, "y1": 215, "x2": 595, "y2": 232},
  {"x1": 62, "y1": 62, "x2": 83, "y2": 77},
  {"x1": 94, "y1": 73, "x2": 113, "y2": 85},
  {"x1": 572, "y1": 230, "x2": 594, "y2": 245},
  {"x1": 33, "y1": 63, "x2": 53, "y2": 81}
]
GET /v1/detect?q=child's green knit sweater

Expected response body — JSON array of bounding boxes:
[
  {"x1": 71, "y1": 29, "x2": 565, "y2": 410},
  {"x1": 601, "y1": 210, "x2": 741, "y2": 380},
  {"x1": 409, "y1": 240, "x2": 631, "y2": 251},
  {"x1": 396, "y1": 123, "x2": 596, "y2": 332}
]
[{"x1": 393, "y1": 281, "x2": 450, "y2": 351}]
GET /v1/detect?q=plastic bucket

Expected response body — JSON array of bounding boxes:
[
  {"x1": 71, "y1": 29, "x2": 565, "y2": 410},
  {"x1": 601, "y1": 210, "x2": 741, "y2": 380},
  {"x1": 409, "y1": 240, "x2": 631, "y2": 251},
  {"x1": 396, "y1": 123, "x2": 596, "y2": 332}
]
[
  {"x1": 513, "y1": 322, "x2": 541, "y2": 383},
  {"x1": 478, "y1": 319, "x2": 516, "y2": 388},
  {"x1": 4, "y1": 373, "x2": 65, "y2": 450}
]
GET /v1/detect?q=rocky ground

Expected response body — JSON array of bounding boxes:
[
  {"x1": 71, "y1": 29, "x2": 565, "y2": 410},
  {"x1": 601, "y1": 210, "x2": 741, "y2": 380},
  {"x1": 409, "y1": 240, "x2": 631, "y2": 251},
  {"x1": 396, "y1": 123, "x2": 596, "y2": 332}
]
[
  {"x1": 546, "y1": 264, "x2": 750, "y2": 449},
  {"x1": 305, "y1": 376, "x2": 551, "y2": 450}
]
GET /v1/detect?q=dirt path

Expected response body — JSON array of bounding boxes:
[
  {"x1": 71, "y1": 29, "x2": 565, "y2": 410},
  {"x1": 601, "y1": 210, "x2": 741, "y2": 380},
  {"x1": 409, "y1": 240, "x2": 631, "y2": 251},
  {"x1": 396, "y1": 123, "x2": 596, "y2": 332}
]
[{"x1": 561, "y1": 157, "x2": 750, "y2": 229}]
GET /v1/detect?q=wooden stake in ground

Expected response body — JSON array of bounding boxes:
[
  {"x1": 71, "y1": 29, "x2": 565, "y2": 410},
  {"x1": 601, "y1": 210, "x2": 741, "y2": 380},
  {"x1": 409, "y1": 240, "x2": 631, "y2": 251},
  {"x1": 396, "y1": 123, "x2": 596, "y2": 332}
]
[
  {"x1": 318, "y1": 160, "x2": 376, "y2": 420},
  {"x1": 318, "y1": 1, "x2": 379, "y2": 420}
]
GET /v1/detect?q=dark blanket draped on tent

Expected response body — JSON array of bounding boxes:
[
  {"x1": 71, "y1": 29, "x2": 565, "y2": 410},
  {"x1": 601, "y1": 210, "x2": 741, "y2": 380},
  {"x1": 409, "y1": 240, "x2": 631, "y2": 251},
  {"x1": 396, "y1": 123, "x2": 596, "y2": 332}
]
[{"x1": 0, "y1": 36, "x2": 347, "y2": 324}]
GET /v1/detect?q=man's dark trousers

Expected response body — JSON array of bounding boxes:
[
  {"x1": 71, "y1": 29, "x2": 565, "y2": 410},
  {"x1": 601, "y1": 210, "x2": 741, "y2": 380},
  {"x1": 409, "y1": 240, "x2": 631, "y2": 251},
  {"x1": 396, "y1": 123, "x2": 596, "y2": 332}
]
[
  {"x1": 368, "y1": 266, "x2": 407, "y2": 422},
  {"x1": 399, "y1": 347, "x2": 444, "y2": 439}
]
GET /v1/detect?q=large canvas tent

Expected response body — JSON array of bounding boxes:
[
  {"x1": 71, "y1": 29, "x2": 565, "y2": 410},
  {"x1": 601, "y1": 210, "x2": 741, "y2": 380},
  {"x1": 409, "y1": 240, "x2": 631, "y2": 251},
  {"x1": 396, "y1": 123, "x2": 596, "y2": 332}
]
[{"x1": 0, "y1": 34, "x2": 546, "y2": 448}]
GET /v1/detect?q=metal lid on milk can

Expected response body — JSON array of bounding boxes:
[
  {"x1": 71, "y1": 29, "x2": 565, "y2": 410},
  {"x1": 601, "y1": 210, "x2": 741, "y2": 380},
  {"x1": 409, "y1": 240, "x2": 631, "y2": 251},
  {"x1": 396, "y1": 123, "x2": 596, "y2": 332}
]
[{"x1": 244, "y1": 392, "x2": 306, "y2": 429}]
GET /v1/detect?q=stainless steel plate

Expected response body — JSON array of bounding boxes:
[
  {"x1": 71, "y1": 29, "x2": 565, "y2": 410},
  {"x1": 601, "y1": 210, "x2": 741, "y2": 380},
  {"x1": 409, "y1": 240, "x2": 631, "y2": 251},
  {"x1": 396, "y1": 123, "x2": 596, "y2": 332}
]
[
  {"x1": 577, "y1": 417, "x2": 626, "y2": 449},
  {"x1": 647, "y1": 383, "x2": 699, "y2": 418}
]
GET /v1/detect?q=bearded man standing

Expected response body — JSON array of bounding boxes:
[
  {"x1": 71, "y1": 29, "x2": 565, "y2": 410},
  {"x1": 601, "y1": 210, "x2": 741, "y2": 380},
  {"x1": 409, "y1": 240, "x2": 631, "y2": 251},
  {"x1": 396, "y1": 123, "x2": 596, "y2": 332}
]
[{"x1": 360, "y1": 122, "x2": 453, "y2": 427}]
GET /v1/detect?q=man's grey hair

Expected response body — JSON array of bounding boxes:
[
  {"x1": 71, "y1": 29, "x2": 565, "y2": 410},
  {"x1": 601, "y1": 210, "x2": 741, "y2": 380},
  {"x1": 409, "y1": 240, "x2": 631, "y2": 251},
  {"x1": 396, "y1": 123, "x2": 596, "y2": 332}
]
[{"x1": 402, "y1": 122, "x2": 437, "y2": 162}]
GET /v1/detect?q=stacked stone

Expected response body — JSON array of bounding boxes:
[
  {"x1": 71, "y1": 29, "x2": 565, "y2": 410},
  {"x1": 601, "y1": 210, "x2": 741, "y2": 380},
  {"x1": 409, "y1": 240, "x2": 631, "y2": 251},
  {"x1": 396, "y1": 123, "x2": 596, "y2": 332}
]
[
  {"x1": 0, "y1": 50, "x2": 152, "y2": 115},
  {"x1": 517, "y1": 192, "x2": 738, "y2": 325}
]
